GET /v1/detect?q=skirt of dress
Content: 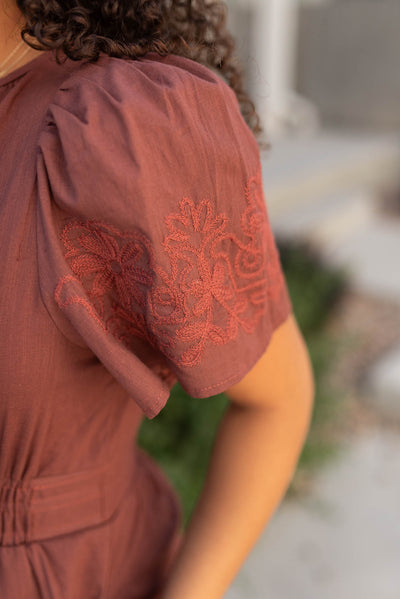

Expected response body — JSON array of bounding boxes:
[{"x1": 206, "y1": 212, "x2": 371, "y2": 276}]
[
  {"x1": 103, "y1": 447, "x2": 185, "y2": 599},
  {"x1": 0, "y1": 447, "x2": 184, "y2": 599}
]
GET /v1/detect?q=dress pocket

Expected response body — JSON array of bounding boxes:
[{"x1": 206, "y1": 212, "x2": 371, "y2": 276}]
[{"x1": 104, "y1": 447, "x2": 183, "y2": 599}]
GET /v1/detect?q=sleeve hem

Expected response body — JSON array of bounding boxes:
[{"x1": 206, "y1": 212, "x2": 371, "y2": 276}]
[
  {"x1": 141, "y1": 388, "x2": 170, "y2": 420},
  {"x1": 186, "y1": 305, "x2": 293, "y2": 399}
]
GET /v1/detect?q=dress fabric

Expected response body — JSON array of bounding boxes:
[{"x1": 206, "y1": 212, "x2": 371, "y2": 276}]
[{"x1": 0, "y1": 48, "x2": 293, "y2": 598}]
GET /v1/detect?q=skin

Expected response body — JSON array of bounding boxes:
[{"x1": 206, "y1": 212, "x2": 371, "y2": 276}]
[
  {"x1": 159, "y1": 313, "x2": 314, "y2": 599},
  {"x1": 0, "y1": 1, "x2": 41, "y2": 76},
  {"x1": 2, "y1": 3, "x2": 315, "y2": 597}
]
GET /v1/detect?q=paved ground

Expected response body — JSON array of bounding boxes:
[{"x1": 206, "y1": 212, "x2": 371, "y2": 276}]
[
  {"x1": 261, "y1": 128, "x2": 400, "y2": 216},
  {"x1": 224, "y1": 425, "x2": 400, "y2": 599}
]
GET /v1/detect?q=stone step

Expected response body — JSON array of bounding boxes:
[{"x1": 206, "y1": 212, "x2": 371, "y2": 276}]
[
  {"x1": 260, "y1": 129, "x2": 400, "y2": 304},
  {"x1": 270, "y1": 186, "x2": 377, "y2": 246},
  {"x1": 261, "y1": 129, "x2": 400, "y2": 218},
  {"x1": 361, "y1": 344, "x2": 400, "y2": 421},
  {"x1": 318, "y1": 215, "x2": 400, "y2": 303}
]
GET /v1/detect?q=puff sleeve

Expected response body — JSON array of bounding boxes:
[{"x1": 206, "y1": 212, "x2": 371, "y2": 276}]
[{"x1": 35, "y1": 54, "x2": 292, "y2": 419}]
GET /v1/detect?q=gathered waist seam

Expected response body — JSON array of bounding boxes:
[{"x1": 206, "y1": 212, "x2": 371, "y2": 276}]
[{"x1": 0, "y1": 450, "x2": 137, "y2": 547}]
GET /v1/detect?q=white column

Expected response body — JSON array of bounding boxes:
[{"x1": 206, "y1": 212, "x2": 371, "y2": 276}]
[
  {"x1": 227, "y1": 0, "x2": 319, "y2": 140},
  {"x1": 249, "y1": 0, "x2": 320, "y2": 141},
  {"x1": 252, "y1": 0, "x2": 297, "y2": 138}
]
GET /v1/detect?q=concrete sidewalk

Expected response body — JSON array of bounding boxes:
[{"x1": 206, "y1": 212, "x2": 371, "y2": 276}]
[{"x1": 224, "y1": 426, "x2": 400, "y2": 599}]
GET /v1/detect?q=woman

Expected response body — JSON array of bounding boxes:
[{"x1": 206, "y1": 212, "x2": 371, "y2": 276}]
[{"x1": 0, "y1": 1, "x2": 315, "y2": 598}]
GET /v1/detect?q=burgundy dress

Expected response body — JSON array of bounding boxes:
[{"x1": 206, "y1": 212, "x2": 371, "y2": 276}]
[{"x1": 0, "y1": 48, "x2": 292, "y2": 598}]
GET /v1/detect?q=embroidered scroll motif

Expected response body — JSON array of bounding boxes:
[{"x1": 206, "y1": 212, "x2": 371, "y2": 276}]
[{"x1": 54, "y1": 162, "x2": 285, "y2": 368}]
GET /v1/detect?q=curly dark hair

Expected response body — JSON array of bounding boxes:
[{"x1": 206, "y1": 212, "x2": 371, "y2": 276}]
[{"x1": 16, "y1": 0, "x2": 269, "y2": 150}]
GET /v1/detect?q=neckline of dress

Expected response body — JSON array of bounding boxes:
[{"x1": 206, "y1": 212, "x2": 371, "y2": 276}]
[
  {"x1": 0, "y1": 49, "x2": 54, "y2": 88},
  {"x1": 0, "y1": 49, "x2": 172, "y2": 89}
]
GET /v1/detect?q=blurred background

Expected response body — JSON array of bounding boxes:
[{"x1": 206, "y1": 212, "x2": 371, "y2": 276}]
[{"x1": 139, "y1": 1, "x2": 400, "y2": 597}]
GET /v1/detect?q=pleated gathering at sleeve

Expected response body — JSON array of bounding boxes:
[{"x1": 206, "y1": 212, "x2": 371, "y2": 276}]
[{"x1": 35, "y1": 53, "x2": 293, "y2": 419}]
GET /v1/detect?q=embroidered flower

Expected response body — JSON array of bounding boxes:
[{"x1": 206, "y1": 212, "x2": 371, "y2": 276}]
[
  {"x1": 55, "y1": 220, "x2": 156, "y2": 346},
  {"x1": 63, "y1": 221, "x2": 154, "y2": 316},
  {"x1": 54, "y1": 162, "x2": 286, "y2": 369}
]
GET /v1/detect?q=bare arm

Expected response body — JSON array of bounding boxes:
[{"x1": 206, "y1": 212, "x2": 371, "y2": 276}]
[{"x1": 159, "y1": 313, "x2": 315, "y2": 599}]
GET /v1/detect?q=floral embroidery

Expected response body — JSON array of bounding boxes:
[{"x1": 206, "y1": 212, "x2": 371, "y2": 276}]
[{"x1": 54, "y1": 162, "x2": 285, "y2": 369}]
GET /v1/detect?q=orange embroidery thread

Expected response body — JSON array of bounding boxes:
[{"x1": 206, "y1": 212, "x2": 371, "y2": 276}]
[{"x1": 54, "y1": 162, "x2": 284, "y2": 368}]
